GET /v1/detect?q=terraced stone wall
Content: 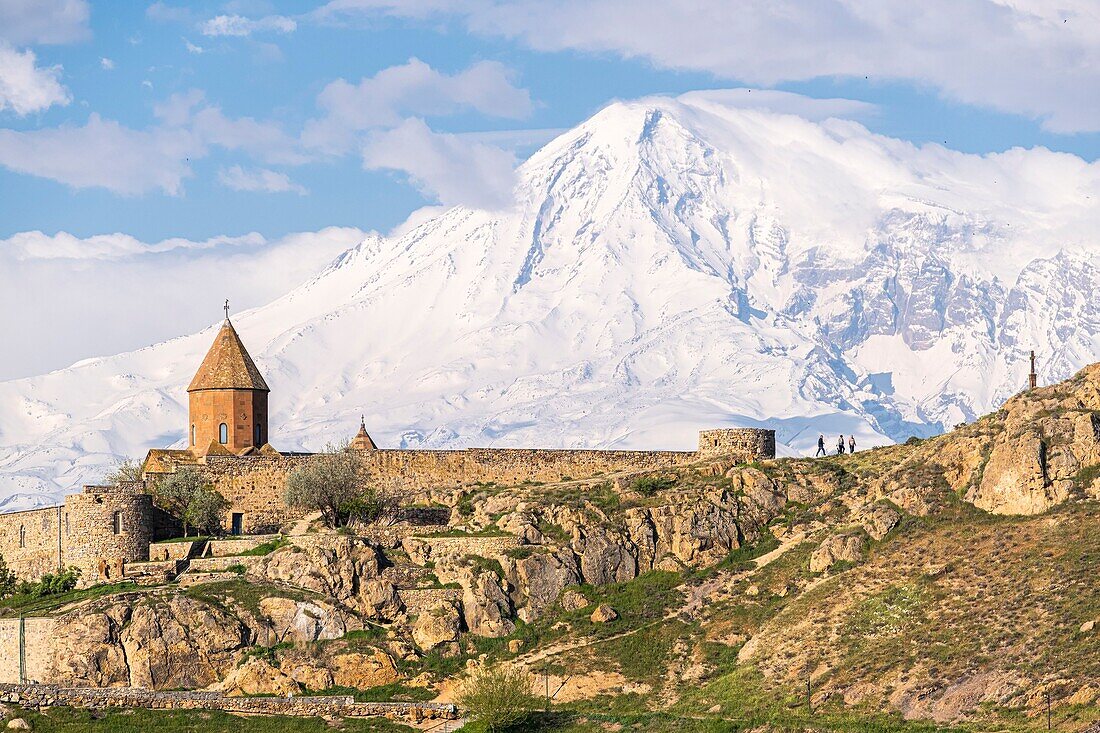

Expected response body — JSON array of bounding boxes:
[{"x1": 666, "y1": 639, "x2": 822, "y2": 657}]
[{"x1": 696, "y1": 428, "x2": 776, "y2": 461}]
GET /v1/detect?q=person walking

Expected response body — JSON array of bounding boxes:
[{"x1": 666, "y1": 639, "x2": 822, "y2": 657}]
[
  {"x1": 815, "y1": 434, "x2": 827, "y2": 457},
  {"x1": 837, "y1": 435, "x2": 846, "y2": 455},
  {"x1": 848, "y1": 435, "x2": 856, "y2": 453}
]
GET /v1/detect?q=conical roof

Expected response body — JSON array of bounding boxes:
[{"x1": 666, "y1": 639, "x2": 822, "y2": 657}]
[
  {"x1": 187, "y1": 319, "x2": 270, "y2": 392},
  {"x1": 349, "y1": 416, "x2": 378, "y2": 450}
]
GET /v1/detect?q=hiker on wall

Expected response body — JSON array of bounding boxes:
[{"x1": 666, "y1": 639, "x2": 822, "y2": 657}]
[
  {"x1": 816, "y1": 434, "x2": 827, "y2": 457},
  {"x1": 837, "y1": 435, "x2": 846, "y2": 455}
]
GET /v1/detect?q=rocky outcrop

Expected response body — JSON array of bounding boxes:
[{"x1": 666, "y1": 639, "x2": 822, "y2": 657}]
[
  {"x1": 257, "y1": 597, "x2": 352, "y2": 643},
  {"x1": 809, "y1": 533, "x2": 866, "y2": 573},
  {"x1": 53, "y1": 595, "x2": 253, "y2": 690},
  {"x1": 253, "y1": 537, "x2": 382, "y2": 603},
  {"x1": 412, "y1": 601, "x2": 461, "y2": 652},
  {"x1": 502, "y1": 548, "x2": 582, "y2": 622},
  {"x1": 215, "y1": 657, "x2": 300, "y2": 696}
]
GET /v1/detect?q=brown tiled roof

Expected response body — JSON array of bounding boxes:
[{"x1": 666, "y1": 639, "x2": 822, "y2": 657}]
[
  {"x1": 142, "y1": 448, "x2": 197, "y2": 474},
  {"x1": 200, "y1": 440, "x2": 235, "y2": 457},
  {"x1": 188, "y1": 319, "x2": 269, "y2": 393},
  {"x1": 349, "y1": 417, "x2": 378, "y2": 450}
]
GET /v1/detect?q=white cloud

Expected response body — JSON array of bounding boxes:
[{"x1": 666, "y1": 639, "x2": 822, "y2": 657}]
[
  {"x1": 361, "y1": 117, "x2": 517, "y2": 209},
  {"x1": 303, "y1": 58, "x2": 533, "y2": 153},
  {"x1": 0, "y1": 90, "x2": 310, "y2": 195},
  {"x1": 200, "y1": 14, "x2": 297, "y2": 37},
  {"x1": 0, "y1": 0, "x2": 90, "y2": 45},
  {"x1": 218, "y1": 165, "x2": 307, "y2": 194},
  {"x1": 0, "y1": 41, "x2": 70, "y2": 115},
  {"x1": 0, "y1": 227, "x2": 367, "y2": 380},
  {"x1": 183, "y1": 38, "x2": 205, "y2": 54},
  {"x1": 99, "y1": 57, "x2": 114, "y2": 70},
  {"x1": 318, "y1": 0, "x2": 1100, "y2": 134},
  {"x1": 0, "y1": 114, "x2": 196, "y2": 194},
  {"x1": 677, "y1": 89, "x2": 876, "y2": 121}
]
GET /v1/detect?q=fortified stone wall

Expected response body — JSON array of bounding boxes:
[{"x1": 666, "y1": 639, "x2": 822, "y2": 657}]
[
  {"x1": 185, "y1": 447, "x2": 697, "y2": 533},
  {"x1": 0, "y1": 619, "x2": 58, "y2": 684},
  {"x1": 61, "y1": 483, "x2": 153, "y2": 584},
  {"x1": 697, "y1": 428, "x2": 776, "y2": 461},
  {"x1": 0, "y1": 506, "x2": 62, "y2": 580},
  {"x1": 0, "y1": 482, "x2": 156, "y2": 583}
]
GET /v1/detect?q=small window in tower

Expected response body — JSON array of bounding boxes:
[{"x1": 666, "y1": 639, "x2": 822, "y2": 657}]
[
  {"x1": 191, "y1": 424, "x2": 196, "y2": 446},
  {"x1": 254, "y1": 424, "x2": 262, "y2": 445},
  {"x1": 113, "y1": 511, "x2": 123, "y2": 535},
  {"x1": 219, "y1": 423, "x2": 228, "y2": 444},
  {"x1": 714, "y1": 439, "x2": 719, "y2": 447},
  {"x1": 19, "y1": 525, "x2": 26, "y2": 548}
]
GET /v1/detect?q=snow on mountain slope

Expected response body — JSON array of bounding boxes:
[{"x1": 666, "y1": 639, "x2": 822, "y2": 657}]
[{"x1": 2, "y1": 91, "x2": 1100, "y2": 510}]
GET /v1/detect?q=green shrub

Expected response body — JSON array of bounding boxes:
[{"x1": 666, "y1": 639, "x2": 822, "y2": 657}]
[
  {"x1": 631, "y1": 476, "x2": 676, "y2": 496},
  {"x1": 457, "y1": 666, "x2": 539, "y2": 732}
]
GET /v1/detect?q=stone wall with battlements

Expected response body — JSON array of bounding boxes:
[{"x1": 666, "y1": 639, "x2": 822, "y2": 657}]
[
  {"x1": 0, "y1": 506, "x2": 62, "y2": 581},
  {"x1": 696, "y1": 428, "x2": 776, "y2": 462},
  {"x1": 156, "y1": 446, "x2": 699, "y2": 534},
  {"x1": 0, "y1": 482, "x2": 155, "y2": 583}
]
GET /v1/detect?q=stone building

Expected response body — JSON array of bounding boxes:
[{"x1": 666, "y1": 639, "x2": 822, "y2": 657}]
[
  {"x1": 2, "y1": 313, "x2": 777, "y2": 579},
  {"x1": 0, "y1": 483, "x2": 161, "y2": 583},
  {"x1": 187, "y1": 317, "x2": 270, "y2": 454}
]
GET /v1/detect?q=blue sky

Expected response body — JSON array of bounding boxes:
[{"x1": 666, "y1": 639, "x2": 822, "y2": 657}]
[{"x1": 1, "y1": 0, "x2": 1098, "y2": 378}]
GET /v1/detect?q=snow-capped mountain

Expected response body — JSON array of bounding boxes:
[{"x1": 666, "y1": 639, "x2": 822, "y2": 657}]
[{"x1": 3, "y1": 91, "x2": 1100, "y2": 510}]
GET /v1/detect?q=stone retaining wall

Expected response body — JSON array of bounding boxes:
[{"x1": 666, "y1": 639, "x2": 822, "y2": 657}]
[
  {"x1": 0, "y1": 619, "x2": 57, "y2": 684},
  {"x1": 397, "y1": 588, "x2": 463, "y2": 616},
  {"x1": 0, "y1": 683, "x2": 457, "y2": 722},
  {"x1": 402, "y1": 534, "x2": 520, "y2": 564},
  {"x1": 147, "y1": 540, "x2": 202, "y2": 562},
  {"x1": 185, "y1": 555, "x2": 262, "y2": 573},
  {"x1": 205, "y1": 535, "x2": 279, "y2": 557}
]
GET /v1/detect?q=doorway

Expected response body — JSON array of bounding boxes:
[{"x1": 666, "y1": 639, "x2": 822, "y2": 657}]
[{"x1": 231, "y1": 513, "x2": 244, "y2": 536}]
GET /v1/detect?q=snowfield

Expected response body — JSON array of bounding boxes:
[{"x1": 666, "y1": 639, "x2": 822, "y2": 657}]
[{"x1": 2, "y1": 92, "x2": 1099, "y2": 510}]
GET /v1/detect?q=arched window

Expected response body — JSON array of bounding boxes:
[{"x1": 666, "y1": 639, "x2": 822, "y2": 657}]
[
  {"x1": 191, "y1": 424, "x2": 196, "y2": 446},
  {"x1": 19, "y1": 525, "x2": 26, "y2": 548},
  {"x1": 113, "y1": 511, "x2": 123, "y2": 535},
  {"x1": 219, "y1": 423, "x2": 228, "y2": 444}
]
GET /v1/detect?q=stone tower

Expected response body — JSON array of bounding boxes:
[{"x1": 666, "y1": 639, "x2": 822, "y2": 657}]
[{"x1": 187, "y1": 317, "x2": 270, "y2": 454}]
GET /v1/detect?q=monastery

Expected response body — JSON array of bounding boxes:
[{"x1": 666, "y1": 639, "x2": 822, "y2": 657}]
[{"x1": 0, "y1": 316, "x2": 775, "y2": 584}]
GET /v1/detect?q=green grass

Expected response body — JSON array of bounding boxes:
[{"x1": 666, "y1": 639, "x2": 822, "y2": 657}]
[
  {"x1": 152, "y1": 535, "x2": 210, "y2": 544},
  {"x1": 0, "y1": 581, "x2": 141, "y2": 618},
  {"x1": 1, "y1": 706, "x2": 412, "y2": 733},
  {"x1": 236, "y1": 536, "x2": 289, "y2": 556}
]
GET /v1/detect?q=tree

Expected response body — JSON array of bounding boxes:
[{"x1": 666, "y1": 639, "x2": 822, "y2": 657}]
[
  {"x1": 284, "y1": 443, "x2": 390, "y2": 529},
  {"x1": 154, "y1": 467, "x2": 229, "y2": 536},
  {"x1": 0, "y1": 553, "x2": 16, "y2": 598},
  {"x1": 103, "y1": 458, "x2": 144, "y2": 485},
  {"x1": 457, "y1": 666, "x2": 539, "y2": 732}
]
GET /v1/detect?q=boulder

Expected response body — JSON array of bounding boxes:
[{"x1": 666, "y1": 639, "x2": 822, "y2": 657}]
[
  {"x1": 258, "y1": 597, "x2": 348, "y2": 643},
  {"x1": 280, "y1": 660, "x2": 334, "y2": 691},
  {"x1": 560, "y1": 589, "x2": 590, "y2": 611},
  {"x1": 359, "y1": 579, "x2": 404, "y2": 620},
  {"x1": 121, "y1": 596, "x2": 253, "y2": 689},
  {"x1": 859, "y1": 504, "x2": 901, "y2": 541},
  {"x1": 461, "y1": 570, "x2": 515, "y2": 638},
  {"x1": 503, "y1": 548, "x2": 582, "y2": 622},
  {"x1": 590, "y1": 604, "x2": 618, "y2": 623},
  {"x1": 809, "y1": 533, "x2": 866, "y2": 573},
  {"x1": 254, "y1": 537, "x2": 381, "y2": 601},
  {"x1": 412, "y1": 602, "x2": 462, "y2": 651},
  {"x1": 331, "y1": 650, "x2": 400, "y2": 689},
  {"x1": 215, "y1": 657, "x2": 300, "y2": 696},
  {"x1": 6, "y1": 720, "x2": 31, "y2": 731}
]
